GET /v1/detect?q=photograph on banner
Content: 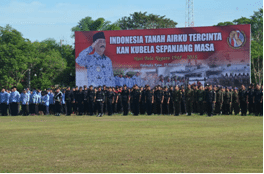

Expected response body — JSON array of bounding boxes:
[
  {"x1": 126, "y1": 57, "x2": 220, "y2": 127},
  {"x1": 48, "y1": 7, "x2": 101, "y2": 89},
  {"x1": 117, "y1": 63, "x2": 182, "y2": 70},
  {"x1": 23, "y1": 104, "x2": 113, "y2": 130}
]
[{"x1": 75, "y1": 24, "x2": 250, "y2": 88}]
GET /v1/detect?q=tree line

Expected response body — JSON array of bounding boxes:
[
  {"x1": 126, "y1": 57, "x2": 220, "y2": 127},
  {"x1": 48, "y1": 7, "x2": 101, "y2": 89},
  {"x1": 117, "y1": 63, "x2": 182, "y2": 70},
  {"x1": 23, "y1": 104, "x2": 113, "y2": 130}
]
[{"x1": 0, "y1": 9, "x2": 262, "y2": 91}]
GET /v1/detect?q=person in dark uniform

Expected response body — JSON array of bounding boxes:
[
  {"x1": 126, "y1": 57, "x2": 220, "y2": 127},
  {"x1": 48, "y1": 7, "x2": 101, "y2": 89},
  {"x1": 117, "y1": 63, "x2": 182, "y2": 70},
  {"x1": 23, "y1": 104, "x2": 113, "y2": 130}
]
[
  {"x1": 185, "y1": 84, "x2": 194, "y2": 116},
  {"x1": 196, "y1": 85, "x2": 205, "y2": 115},
  {"x1": 140, "y1": 86, "x2": 146, "y2": 115},
  {"x1": 131, "y1": 85, "x2": 141, "y2": 116},
  {"x1": 145, "y1": 85, "x2": 154, "y2": 115},
  {"x1": 172, "y1": 85, "x2": 182, "y2": 116},
  {"x1": 106, "y1": 87, "x2": 114, "y2": 116},
  {"x1": 215, "y1": 86, "x2": 223, "y2": 115},
  {"x1": 239, "y1": 85, "x2": 248, "y2": 116},
  {"x1": 76, "y1": 87, "x2": 84, "y2": 115},
  {"x1": 253, "y1": 84, "x2": 263, "y2": 116},
  {"x1": 65, "y1": 87, "x2": 73, "y2": 116},
  {"x1": 247, "y1": 84, "x2": 255, "y2": 115},
  {"x1": 155, "y1": 86, "x2": 163, "y2": 115},
  {"x1": 87, "y1": 85, "x2": 96, "y2": 116},
  {"x1": 152, "y1": 86, "x2": 157, "y2": 114},
  {"x1": 103, "y1": 85, "x2": 108, "y2": 115},
  {"x1": 96, "y1": 86, "x2": 105, "y2": 117},
  {"x1": 223, "y1": 87, "x2": 232, "y2": 115},
  {"x1": 205, "y1": 85, "x2": 216, "y2": 117},
  {"x1": 72, "y1": 87, "x2": 77, "y2": 115},
  {"x1": 162, "y1": 86, "x2": 170, "y2": 115},
  {"x1": 121, "y1": 85, "x2": 130, "y2": 115},
  {"x1": 83, "y1": 85, "x2": 88, "y2": 115},
  {"x1": 192, "y1": 85, "x2": 198, "y2": 114},
  {"x1": 232, "y1": 87, "x2": 240, "y2": 115},
  {"x1": 169, "y1": 86, "x2": 174, "y2": 115},
  {"x1": 181, "y1": 87, "x2": 186, "y2": 114},
  {"x1": 54, "y1": 88, "x2": 63, "y2": 116},
  {"x1": 117, "y1": 87, "x2": 123, "y2": 114}
]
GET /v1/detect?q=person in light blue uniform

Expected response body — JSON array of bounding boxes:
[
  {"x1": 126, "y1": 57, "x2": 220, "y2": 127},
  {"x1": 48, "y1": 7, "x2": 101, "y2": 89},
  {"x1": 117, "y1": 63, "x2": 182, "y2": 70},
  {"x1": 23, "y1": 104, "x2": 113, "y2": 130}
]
[
  {"x1": 29, "y1": 89, "x2": 38, "y2": 115},
  {"x1": 0, "y1": 87, "x2": 9, "y2": 116},
  {"x1": 128, "y1": 76, "x2": 133, "y2": 88},
  {"x1": 20, "y1": 89, "x2": 30, "y2": 116},
  {"x1": 119, "y1": 75, "x2": 125, "y2": 87},
  {"x1": 76, "y1": 32, "x2": 115, "y2": 87},
  {"x1": 48, "y1": 89, "x2": 54, "y2": 114},
  {"x1": 61, "y1": 90, "x2": 66, "y2": 114},
  {"x1": 41, "y1": 91, "x2": 50, "y2": 115},
  {"x1": 115, "y1": 76, "x2": 120, "y2": 87},
  {"x1": 132, "y1": 72, "x2": 141, "y2": 87},
  {"x1": 9, "y1": 86, "x2": 20, "y2": 116},
  {"x1": 35, "y1": 89, "x2": 42, "y2": 115}
]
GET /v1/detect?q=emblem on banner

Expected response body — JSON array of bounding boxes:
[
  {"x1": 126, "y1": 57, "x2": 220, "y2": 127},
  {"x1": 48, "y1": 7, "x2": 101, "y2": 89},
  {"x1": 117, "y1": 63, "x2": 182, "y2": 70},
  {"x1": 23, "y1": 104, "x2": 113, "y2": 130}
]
[{"x1": 227, "y1": 30, "x2": 246, "y2": 49}]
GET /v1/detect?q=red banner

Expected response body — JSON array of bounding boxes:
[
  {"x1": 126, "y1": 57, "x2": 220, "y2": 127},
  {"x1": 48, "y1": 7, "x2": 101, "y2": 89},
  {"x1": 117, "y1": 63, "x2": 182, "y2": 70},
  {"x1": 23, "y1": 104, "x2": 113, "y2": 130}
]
[{"x1": 75, "y1": 25, "x2": 250, "y2": 88}]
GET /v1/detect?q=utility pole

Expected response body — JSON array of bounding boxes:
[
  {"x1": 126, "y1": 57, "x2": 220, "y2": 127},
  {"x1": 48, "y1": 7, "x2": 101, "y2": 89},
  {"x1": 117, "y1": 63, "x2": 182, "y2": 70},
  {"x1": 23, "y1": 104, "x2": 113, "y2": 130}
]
[{"x1": 185, "y1": 0, "x2": 194, "y2": 27}]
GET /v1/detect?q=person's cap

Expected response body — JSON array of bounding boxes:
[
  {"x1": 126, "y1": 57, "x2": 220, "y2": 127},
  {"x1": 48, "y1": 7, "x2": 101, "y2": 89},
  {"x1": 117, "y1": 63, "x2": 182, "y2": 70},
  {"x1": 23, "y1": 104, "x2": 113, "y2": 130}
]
[
  {"x1": 93, "y1": 32, "x2": 105, "y2": 42},
  {"x1": 234, "y1": 87, "x2": 238, "y2": 90},
  {"x1": 89, "y1": 85, "x2": 93, "y2": 88},
  {"x1": 123, "y1": 84, "x2": 127, "y2": 87},
  {"x1": 98, "y1": 86, "x2": 102, "y2": 88},
  {"x1": 47, "y1": 88, "x2": 51, "y2": 90}
]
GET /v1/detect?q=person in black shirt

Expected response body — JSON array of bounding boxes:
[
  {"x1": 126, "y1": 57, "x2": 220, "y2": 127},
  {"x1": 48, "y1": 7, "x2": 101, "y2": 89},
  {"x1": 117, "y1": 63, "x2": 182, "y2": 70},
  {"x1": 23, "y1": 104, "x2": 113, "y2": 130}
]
[
  {"x1": 117, "y1": 87, "x2": 123, "y2": 114},
  {"x1": 253, "y1": 84, "x2": 263, "y2": 116},
  {"x1": 121, "y1": 85, "x2": 130, "y2": 116},
  {"x1": 247, "y1": 84, "x2": 255, "y2": 114},
  {"x1": 145, "y1": 85, "x2": 154, "y2": 115},
  {"x1": 107, "y1": 87, "x2": 114, "y2": 116},
  {"x1": 155, "y1": 86, "x2": 163, "y2": 115},
  {"x1": 96, "y1": 86, "x2": 105, "y2": 117},
  {"x1": 87, "y1": 85, "x2": 95, "y2": 116},
  {"x1": 205, "y1": 85, "x2": 216, "y2": 117},
  {"x1": 239, "y1": 85, "x2": 248, "y2": 116},
  {"x1": 65, "y1": 87, "x2": 73, "y2": 116},
  {"x1": 162, "y1": 86, "x2": 170, "y2": 115},
  {"x1": 103, "y1": 85, "x2": 108, "y2": 114},
  {"x1": 76, "y1": 87, "x2": 84, "y2": 115},
  {"x1": 181, "y1": 87, "x2": 186, "y2": 114},
  {"x1": 140, "y1": 87, "x2": 146, "y2": 115},
  {"x1": 83, "y1": 85, "x2": 88, "y2": 115},
  {"x1": 72, "y1": 87, "x2": 77, "y2": 115},
  {"x1": 131, "y1": 85, "x2": 141, "y2": 116},
  {"x1": 169, "y1": 86, "x2": 174, "y2": 115},
  {"x1": 54, "y1": 88, "x2": 63, "y2": 116}
]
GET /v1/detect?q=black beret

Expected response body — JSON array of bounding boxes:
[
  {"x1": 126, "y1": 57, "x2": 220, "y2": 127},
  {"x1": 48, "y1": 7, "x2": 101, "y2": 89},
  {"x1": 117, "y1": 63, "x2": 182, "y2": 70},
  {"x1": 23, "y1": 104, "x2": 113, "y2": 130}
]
[{"x1": 93, "y1": 32, "x2": 105, "y2": 42}]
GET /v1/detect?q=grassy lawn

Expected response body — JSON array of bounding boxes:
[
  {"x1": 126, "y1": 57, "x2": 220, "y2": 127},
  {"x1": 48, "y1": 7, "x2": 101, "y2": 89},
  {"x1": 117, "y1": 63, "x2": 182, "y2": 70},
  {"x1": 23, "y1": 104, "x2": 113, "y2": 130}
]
[{"x1": 0, "y1": 114, "x2": 262, "y2": 173}]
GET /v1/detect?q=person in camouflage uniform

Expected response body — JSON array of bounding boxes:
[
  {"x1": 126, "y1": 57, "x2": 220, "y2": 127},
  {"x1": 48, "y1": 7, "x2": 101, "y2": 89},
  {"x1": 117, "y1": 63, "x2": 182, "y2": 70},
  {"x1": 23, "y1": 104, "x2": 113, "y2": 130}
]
[
  {"x1": 192, "y1": 85, "x2": 198, "y2": 114},
  {"x1": 196, "y1": 85, "x2": 205, "y2": 115},
  {"x1": 172, "y1": 85, "x2": 182, "y2": 116},
  {"x1": 215, "y1": 86, "x2": 223, "y2": 115},
  {"x1": 232, "y1": 87, "x2": 240, "y2": 115},
  {"x1": 185, "y1": 84, "x2": 194, "y2": 115},
  {"x1": 223, "y1": 87, "x2": 232, "y2": 115}
]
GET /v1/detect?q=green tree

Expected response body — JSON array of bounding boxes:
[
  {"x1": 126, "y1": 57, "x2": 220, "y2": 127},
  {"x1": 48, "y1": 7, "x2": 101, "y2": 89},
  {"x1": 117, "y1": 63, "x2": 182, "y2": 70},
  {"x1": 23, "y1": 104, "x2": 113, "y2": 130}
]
[
  {"x1": 0, "y1": 25, "x2": 38, "y2": 89},
  {"x1": 29, "y1": 41, "x2": 67, "y2": 90},
  {"x1": 118, "y1": 11, "x2": 177, "y2": 30},
  {"x1": 215, "y1": 21, "x2": 234, "y2": 26},
  {"x1": 71, "y1": 17, "x2": 120, "y2": 37}
]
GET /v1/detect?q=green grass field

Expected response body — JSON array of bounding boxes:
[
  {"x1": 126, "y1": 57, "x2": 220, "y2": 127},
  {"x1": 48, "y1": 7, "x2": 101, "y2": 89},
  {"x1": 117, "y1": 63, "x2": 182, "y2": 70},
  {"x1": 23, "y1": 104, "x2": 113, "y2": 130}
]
[{"x1": 0, "y1": 114, "x2": 262, "y2": 173}]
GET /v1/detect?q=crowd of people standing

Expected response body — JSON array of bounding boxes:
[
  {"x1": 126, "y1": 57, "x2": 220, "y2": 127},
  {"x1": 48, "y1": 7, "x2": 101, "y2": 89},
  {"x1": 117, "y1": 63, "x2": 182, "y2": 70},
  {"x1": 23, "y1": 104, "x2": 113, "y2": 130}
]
[{"x1": 0, "y1": 83, "x2": 262, "y2": 117}]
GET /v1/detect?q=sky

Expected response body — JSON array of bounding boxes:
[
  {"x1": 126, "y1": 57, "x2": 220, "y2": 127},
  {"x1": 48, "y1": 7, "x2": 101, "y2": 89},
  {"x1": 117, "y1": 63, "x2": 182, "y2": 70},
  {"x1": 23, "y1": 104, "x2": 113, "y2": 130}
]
[{"x1": 0, "y1": 0, "x2": 262, "y2": 46}]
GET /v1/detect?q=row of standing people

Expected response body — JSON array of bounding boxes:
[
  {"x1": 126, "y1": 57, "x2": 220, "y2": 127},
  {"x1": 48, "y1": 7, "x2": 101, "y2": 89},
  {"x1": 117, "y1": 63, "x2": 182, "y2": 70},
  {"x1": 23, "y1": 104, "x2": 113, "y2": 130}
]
[{"x1": 0, "y1": 83, "x2": 262, "y2": 117}]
